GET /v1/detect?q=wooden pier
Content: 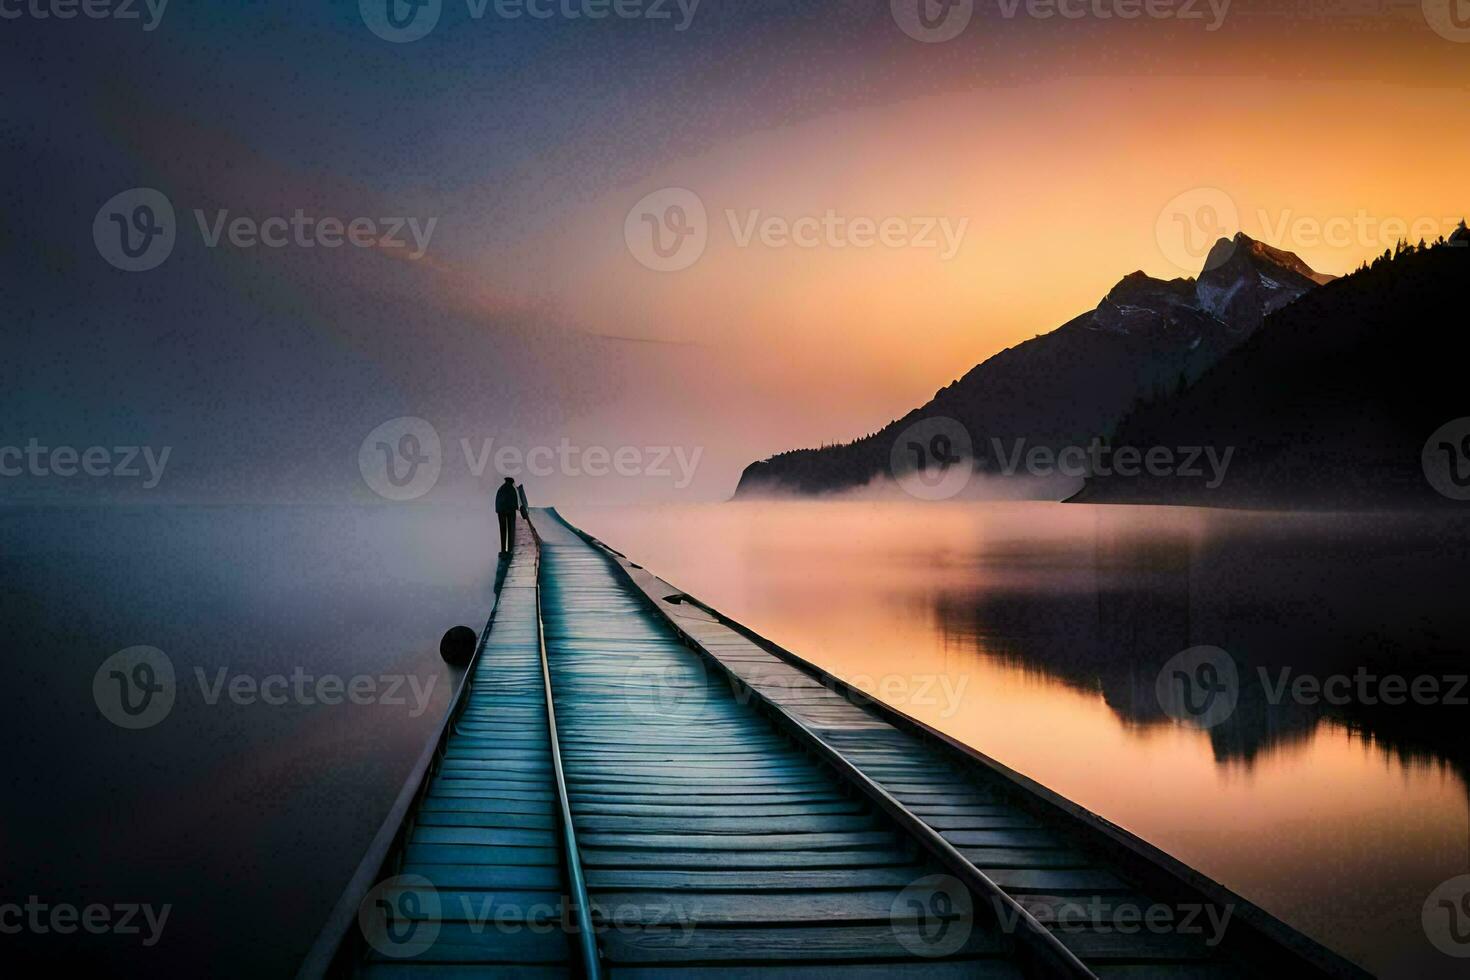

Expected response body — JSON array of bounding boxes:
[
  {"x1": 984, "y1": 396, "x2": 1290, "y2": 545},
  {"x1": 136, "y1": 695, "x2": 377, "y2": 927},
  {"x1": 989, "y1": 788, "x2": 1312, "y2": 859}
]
[{"x1": 299, "y1": 510, "x2": 1372, "y2": 980}]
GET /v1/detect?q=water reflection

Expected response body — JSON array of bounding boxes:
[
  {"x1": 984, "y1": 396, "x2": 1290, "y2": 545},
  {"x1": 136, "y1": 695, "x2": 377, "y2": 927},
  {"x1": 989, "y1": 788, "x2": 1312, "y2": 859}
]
[
  {"x1": 934, "y1": 509, "x2": 1470, "y2": 780},
  {"x1": 565, "y1": 500, "x2": 1470, "y2": 979},
  {"x1": 0, "y1": 503, "x2": 499, "y2": 977}
]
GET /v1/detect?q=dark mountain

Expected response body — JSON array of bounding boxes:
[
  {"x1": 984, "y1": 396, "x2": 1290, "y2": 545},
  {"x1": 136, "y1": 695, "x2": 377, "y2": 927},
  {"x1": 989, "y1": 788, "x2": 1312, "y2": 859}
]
[
  {"x1": 734, "y1": 233, "x2": 1330, "y2": 497},
  {"x1": 1071, "y1": 228, "x2": 1470, "y2": 508}
]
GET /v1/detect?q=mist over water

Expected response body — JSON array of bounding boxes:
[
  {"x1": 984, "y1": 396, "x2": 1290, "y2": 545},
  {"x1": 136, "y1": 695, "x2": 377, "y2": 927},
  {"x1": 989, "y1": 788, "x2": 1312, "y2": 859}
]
[
  {"x1": 6, "y1": 497, "x2": 1467, "y2": 976},
  {"x1": 564, "y1": 499, "x2": 1470, "y2": 979},
  {"x1": 0, "y1": 503, "x2": 498, "y2": 977}
]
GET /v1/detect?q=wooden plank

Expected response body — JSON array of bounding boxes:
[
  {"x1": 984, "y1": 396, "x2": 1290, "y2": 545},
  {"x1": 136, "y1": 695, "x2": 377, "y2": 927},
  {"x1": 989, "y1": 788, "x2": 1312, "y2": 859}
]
[
  {"x1": 597, "y1": 923, "x2": 1004, "y2": 962},
  {"x1": 583, "y1": 866, "x2": 935, "y2": 892},
  {"x1": 608, "y1": 963, "x2": 1019, "y2": 979},
  {"x1": 591, "y1": 888, "x2": 972, "y2": 925}
]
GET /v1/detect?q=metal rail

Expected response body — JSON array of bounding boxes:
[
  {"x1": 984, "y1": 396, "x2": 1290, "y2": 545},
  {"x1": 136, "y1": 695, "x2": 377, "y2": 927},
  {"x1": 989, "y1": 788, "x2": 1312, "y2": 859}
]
[
  {"x1": 536, "y1": 588, "x2": 602, "y2": 978},
  {"x1": 530, "y1": 522, "x2": 603, "y2": 980}
]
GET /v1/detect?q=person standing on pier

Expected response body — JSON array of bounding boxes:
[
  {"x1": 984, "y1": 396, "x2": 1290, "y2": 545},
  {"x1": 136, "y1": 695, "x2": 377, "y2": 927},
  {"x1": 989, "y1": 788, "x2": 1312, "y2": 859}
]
[{"x1": 495, "y1": 476, "x2": 522, "y2": 555}]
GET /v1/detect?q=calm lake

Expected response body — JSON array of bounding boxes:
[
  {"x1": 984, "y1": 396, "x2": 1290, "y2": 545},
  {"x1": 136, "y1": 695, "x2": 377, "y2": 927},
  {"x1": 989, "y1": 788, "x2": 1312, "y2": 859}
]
[
  {"x1": 4, "y1": 500, "x2": 1467, "y2": 977},
  {"x1": 565, "y1": 500, "x2": 1470, "y2": 980}
]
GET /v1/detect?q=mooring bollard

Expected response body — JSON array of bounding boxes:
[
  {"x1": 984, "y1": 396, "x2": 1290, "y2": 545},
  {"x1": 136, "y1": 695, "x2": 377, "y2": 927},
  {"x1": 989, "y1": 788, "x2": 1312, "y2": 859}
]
[{"x1": 439, "y1": 625, "x2": 477, "y2": 667}]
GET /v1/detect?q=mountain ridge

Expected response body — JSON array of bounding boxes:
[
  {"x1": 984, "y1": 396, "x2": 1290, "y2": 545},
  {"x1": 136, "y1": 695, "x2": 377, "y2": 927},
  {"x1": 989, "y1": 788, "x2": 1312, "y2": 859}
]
[
  {"x1": 1070, "y1": 229, "x2": 1469, "y2": 507},
  {"x1": 734, "y1": 232, "x2": 1330, "y2": 498}
]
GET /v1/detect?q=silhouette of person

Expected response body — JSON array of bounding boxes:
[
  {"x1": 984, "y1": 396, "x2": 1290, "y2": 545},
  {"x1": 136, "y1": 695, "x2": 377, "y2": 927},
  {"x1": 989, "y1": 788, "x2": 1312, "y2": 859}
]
[{"x1": 495, "y1": 477, "x2": 520, "y2": 555}]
